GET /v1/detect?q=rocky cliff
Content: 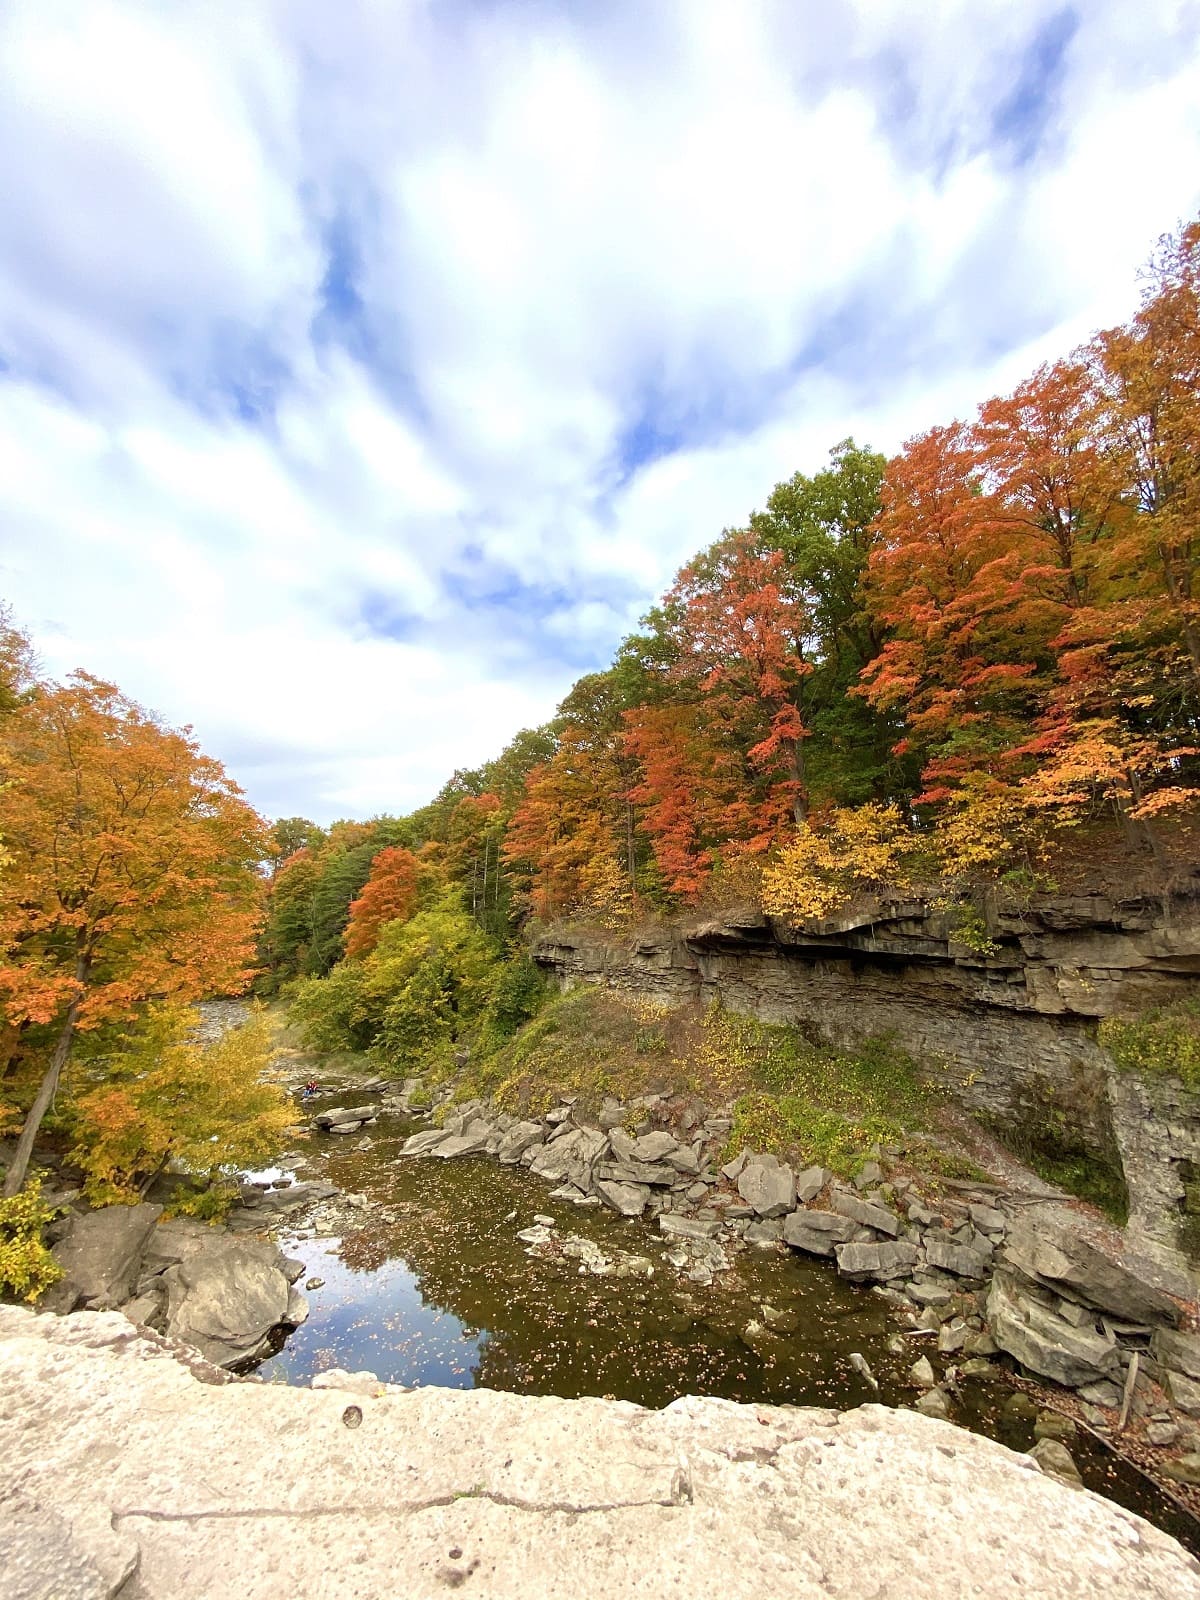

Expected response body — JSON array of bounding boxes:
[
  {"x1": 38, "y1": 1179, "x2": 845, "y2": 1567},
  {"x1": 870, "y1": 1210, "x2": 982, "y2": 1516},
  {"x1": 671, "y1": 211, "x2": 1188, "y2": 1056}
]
[
  {"x1": 2, "y1": 1304, "x2": 1199, "y2": 1599},
  {"x1": 533, "y1": 883, "x2": 1200, "y2": 1270}
]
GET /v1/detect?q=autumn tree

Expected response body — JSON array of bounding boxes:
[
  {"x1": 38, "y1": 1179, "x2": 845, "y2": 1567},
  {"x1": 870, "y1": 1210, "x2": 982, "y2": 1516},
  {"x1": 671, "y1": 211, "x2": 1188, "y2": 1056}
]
[
  {"x1": 344, "y1": 845, "x2": 422, "y2": 957},
  {"x1": 0, "y1": 673, "x2": 267, "y2": 1194}
]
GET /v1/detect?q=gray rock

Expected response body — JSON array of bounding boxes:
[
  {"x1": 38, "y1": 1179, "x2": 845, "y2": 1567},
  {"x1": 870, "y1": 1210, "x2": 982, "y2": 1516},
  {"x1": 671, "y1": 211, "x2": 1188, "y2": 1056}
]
[
  {"x1": 594, "y1": 1180, "x2": 650, "y2": 1218},
  {"x1": 831, "y1": 1192, "x2": 901, "y2": 1237},
  {"x1": 313, "y1": 1106, "x2": 376, "y2": 1128},
  {"x1": 987, "y1": 1271, "x2": 1121, "y2": 1389},
  {"x1": 1027, "y1": 1439, "x2": 1083, "y2": 1489},
  {"x1": 925, "y1": 1236, "x2": 993, "y2": 1278},
  {"x1": 1002, "y1": 1220, "x2": 1180, "y2": 1327},
  {"x1": 907, "y1": 1281, "x2": 953, "y2": 1307},
  {"x1": 596, "y1": 1159, "x2": 677, "y2": 1187},
  {"x1": 119, "y1": 1285, "x2": 166, "y2": 1331},
  {"x1": 782, "y1": 1209, "x2": 857, "y2": 1256},
  {"x1": 497, "y1": 1121, "x2": 544, "y2": 1164},
  {"x1": 1147, "y1": 1421, "x2": 1181, "y2": 1447},
  {"x1": 399, "y1": 1128, "x2": 451, "y2": 1156},
  {"x1": 634, "y1": 1132, "x2": 680, "y2": 1163},
  {"x1": 915, "y1": 1387, "x2": 953, "y2": 1420},
  {"x1": 969, "y1": 1203, "x2": 1007, "y2": 1233},
  {"x1": 737, "y1": 1155, "x2": 795, "y2": 1218},
  {"x1": 910, "y1": 1356, "x2": 936, "y2": 1388},
  {"x1": 663, "y1": 1146, "x2": 701, "y2": 1175},
  {"x1": 658, "y1": 1214, "x2": 722, "y2": 1241},
  {"x1": 607, "y1": 1127, "x2": 639, "y2": 1163},
  {"x1": 598, "y1": 1101, "x2": 627, "y2": 1130},
  {"x1": 907, "y1": 1203, "x2": 936, "y2": 1227},
  {"x1": 854, "y1": 1162, "x2": 884, "y2": 1190},
  {"x1": 162, "y1": 1236, "x2": 294, "y2": 1367},
  {"x1": 3, "y1": 1304, "x2": 1200, "y2": 1600},
  {"x1": 720, "y1": 1149, "x2": 749, "y2": 1181},
  {"x1": 432, "y1": 1129, "x2": 491, "y2": 1158},
  {"x1": 50, "y1": 1203, "x2": 164, "y2": 1311},
  {"x1": 1166, "y1": 1370, "x2": 1200, "y2": 1418},
  {"x1": 794, "y1": 1166, "x2": 826, "y2": 1204},
  {"x1": 744, "y1": 1220, "x2": 784, "y2": 1247},
  {"x1": 1152, "y1": 1327, "x2": 1200, "y2": 1382},
  {"x1": 835, "y1": 1240, "x2": 919, "y2": 1280}
]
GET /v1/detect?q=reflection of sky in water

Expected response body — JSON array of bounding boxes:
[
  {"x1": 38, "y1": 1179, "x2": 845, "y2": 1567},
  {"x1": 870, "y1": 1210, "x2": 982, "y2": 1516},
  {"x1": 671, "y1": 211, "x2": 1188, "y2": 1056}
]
[{"x1": 256, "y1": 1234, "x2": 485, "y2": 1389}]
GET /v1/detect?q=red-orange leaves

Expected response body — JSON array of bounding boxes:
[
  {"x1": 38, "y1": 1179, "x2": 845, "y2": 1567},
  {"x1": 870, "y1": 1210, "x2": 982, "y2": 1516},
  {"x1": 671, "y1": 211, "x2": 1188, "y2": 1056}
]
[{"x1": 344, "y1": 846, "x2": 421, "y2": 957}]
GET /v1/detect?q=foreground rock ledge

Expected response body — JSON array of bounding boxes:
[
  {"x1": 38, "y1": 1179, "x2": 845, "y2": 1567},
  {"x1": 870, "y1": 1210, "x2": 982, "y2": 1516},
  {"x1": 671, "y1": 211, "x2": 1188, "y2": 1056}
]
[{"x1": 1, "y1": 1309, "x2": 1198, "y2": 1600}]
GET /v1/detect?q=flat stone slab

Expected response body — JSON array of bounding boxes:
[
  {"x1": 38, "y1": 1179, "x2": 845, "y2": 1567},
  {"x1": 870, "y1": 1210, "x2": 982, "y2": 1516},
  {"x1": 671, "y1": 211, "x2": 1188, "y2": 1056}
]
[{"x1": 1, "y1": 1307, "x2": 1197, "y2": 1599}]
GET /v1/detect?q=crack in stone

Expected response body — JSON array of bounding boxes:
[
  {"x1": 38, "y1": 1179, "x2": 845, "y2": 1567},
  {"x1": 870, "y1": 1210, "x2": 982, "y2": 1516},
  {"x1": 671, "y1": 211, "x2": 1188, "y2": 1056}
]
[{"x1": 112, "y1": 1484, "x2": 693, "y2": 1525}]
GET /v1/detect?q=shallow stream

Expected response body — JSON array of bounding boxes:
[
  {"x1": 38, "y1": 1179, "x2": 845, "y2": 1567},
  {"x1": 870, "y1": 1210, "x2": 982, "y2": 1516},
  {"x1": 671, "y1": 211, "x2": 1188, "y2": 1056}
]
[{"x1": 251, "y1": 1094, "x2": 1200, "y2": 1552}]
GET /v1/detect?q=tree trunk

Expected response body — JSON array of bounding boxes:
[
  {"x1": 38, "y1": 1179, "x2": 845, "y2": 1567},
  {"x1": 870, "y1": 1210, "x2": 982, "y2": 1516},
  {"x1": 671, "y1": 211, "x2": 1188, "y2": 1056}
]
[{"x1": 3, "y1": 995, "x2": 81, "y2": 1197}]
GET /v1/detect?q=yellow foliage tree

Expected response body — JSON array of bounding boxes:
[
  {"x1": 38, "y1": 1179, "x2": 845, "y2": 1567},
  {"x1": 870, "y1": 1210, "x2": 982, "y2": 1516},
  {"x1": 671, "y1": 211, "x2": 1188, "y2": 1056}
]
[
  {"x1": 68, "y1": 1006, "x2": 292, "y2": 1208},
  {"x1": 761, "y1": 803, "x2": 914, "y2": 922}
]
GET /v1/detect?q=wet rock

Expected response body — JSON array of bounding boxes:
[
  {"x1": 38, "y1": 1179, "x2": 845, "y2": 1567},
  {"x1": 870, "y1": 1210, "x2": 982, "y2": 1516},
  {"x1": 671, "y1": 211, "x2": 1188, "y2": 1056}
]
[
  {"x1": 1027, "y1": 1439, "x2": 1083, "y2": 1489},
  {"x1": 595, "y1": 1180, "x2": 650, "y2": 1218},
  {"x1": 831, "y1": 1192, "x2": 901, "y2": 1237},
  {"x1": 48, "y1": 1203, "x2": 164, "y2": 1312},
  {"x1": 760, "y1": 1304, "x2": 799, "y2": 1333},
  {"x1": 1164, "y1": 1453, "x2": 1200, "y2": 1487},
  {"x1": 1002, "y1": 1219, "x2": 1180, "y2": 1328},
  {"x1": 736, "y1": 1154, "x2": 795, "y2": 1218},
  {"x1": 782, "y1": 1209, "x2": 856, "y2": 1257},
  {"x1": 910, "y1": 1356, "x2": 937, "y2": 1388},
  {"x1": 937, "y1": 1320, "x2": 968, "y2": 1354},
  {"x1": 915, "y1": 1387, "x2": 953, "y2": 1420},
  {"x1": 849, "y1": 1352, "x2": 879, "y2": 1390},
  {"x1": 314, "y1": 1106, "x2": 376, "y2": 1129},
  {"x1": 986, "y1": 1271, "x2": 1121, "y2": 1389},
  {"x1": 305, "y1": 1277, "x2": 325, "y2": 1291},
  {"x1": 1034, "y1": 1412, "x2": 1077, "y2": 1444}
]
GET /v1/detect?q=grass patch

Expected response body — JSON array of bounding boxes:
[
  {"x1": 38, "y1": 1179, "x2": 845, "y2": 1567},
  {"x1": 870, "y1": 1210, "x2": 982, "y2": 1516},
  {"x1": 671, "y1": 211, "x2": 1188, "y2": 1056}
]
[{"x1": 978, "y1": 1110, "x2": 1129, "y2": 1223}]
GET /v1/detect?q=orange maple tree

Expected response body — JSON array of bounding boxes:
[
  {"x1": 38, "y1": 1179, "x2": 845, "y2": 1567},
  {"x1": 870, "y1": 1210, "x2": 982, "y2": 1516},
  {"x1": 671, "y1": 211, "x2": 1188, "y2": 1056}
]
[
  {"x1": 0, "y1": 672, "x2": 267, "y2": 1194},
  {"x1": 343, "y1": 845, "x2": 422, "y2": 957}
]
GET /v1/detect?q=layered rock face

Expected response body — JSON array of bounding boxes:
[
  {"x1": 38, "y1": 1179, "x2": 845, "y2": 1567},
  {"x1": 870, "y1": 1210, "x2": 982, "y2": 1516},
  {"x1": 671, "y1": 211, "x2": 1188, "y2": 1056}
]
[
  {"x1": 534, "y1": 885, "x2": 1200, "y2": 1267},
  {"x1": 3, "y1": 1305, "x2": 1198, "y2": 1600}
]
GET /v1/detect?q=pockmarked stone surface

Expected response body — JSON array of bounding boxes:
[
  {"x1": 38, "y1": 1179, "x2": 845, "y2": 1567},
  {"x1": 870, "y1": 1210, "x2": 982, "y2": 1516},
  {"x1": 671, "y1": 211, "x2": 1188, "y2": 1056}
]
[{"x1": 2, "y1": 1307, "x2": 1198, "y2": 1600}]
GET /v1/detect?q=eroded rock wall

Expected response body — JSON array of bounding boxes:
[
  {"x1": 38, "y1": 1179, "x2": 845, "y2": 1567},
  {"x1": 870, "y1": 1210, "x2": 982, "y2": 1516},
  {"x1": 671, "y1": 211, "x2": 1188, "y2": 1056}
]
[{"x1": 533, "y1": 887, "x2": 1200, "y2": 1266}]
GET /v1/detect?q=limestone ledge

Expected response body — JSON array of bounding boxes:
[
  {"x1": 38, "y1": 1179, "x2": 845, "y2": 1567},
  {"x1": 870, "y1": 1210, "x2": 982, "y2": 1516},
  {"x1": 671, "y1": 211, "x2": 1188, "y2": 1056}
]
[
  {"x1": 2, "y1": 1306, "x2": 1199, "y2": 1600},
  {"x1": 533, "y1": 886, "x2": 1200, "y2": 1264}
]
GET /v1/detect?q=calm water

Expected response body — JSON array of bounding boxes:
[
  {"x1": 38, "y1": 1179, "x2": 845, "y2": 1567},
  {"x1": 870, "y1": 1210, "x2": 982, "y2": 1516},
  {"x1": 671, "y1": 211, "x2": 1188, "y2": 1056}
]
[{"x1": 252, "y1": 1097, "x2": 1200, "y2": 1552}]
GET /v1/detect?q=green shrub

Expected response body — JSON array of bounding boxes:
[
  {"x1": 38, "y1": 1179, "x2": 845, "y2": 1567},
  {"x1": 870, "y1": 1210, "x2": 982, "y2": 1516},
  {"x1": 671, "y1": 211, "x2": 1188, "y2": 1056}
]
[
  {"x1": 1101, "y1": 1000, "x2": 1200, "y2": 1091},
  {"x1": 0, "y1": 1178, "x2": 63, "y2": 1303}
]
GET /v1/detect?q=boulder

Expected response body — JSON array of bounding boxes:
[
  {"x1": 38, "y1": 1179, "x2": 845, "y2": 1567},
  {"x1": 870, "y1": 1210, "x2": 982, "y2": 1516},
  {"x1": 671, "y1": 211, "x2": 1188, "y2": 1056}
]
[
  {"x1": 831, "y1": 1192, "x2": 901, "y2": 1237},
  {"x1": 782, "y1": 1209, "x2": 856, "y2": 1256},
  {"x1": 607, "y1": 1128, "x2": 639, "y2": 1163},
  {"x1": 161, "y1": 1237, "x2": 295, "y2": 1367},
  {"x1": 497, "y1": 1121, "x2": 544, "y2": 1164},
  {"x1": 49, "y1": 1203, "x2": 163, "y2": 1311},
  {"x1": 986, "y1": 1270, "x2": 1121, "y2": 1389},
  {"x1": 594, "y1": 1180, "x2": 650, "y2": 1218},
  {"x1": 658, "y1": 1214, "x2": 722, "y2": 1241},
  {"x1": 314, "y1": 1106, "x2": 376, "y2": 1129},
  {"x1": 634, "y1": 1132, "x2": 680, "y2": 1163},
  {"x1": 431, "y1": 1128, "x2": 491, "y2": 1158},
  {"x1": 1151, "y1": 1327, "x2": 1200, "y2": 1381},
  {"x1": 794, "y1": 1166, "x2": 827, "y2": 1204},
  {"x1": 925, "y1": 1236, "x2": 993, "y2": 1279},
  {"x1": 1166, "y1": 1370, "x2": 1200, "y2": 1418},
  {"x1": 744, "y1": 1220, "x2": 784, "y2": 1247},
  {"x1": 1002, "y1": 1220, "x2": 1180, "y2": 1327},
  {"x1": 737, "y1": 1155, "x2": 795, "y2": 1218},
  {"x1": 1027, "y1": 1439, "x2": 1083, "y2": 1490},
  {"x1": 399, "y1": 1129, "x2": 452, "y2": 1157},
  {"x1": 835, "y1": 1240, "x2": 919, "y2": 1281}
]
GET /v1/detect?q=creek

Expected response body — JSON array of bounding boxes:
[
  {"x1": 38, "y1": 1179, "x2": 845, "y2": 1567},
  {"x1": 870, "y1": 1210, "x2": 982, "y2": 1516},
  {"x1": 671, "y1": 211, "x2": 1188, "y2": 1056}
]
[{"x1": 246, "y1": 1088, "x2": 1200, "y2": 1552}]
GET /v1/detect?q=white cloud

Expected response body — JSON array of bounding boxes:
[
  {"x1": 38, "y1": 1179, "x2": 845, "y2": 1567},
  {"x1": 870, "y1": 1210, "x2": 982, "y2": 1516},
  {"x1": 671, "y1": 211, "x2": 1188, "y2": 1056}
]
[{"x1": 1, "y1": 0, "x2": 1199, "y2": 822}]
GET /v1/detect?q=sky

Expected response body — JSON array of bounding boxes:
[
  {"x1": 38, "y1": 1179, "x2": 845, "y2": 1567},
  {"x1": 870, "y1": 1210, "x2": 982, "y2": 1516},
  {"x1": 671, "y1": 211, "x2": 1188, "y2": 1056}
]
[{"x1": 2, "y1": 1, "x2": 1199, "y2": 825}]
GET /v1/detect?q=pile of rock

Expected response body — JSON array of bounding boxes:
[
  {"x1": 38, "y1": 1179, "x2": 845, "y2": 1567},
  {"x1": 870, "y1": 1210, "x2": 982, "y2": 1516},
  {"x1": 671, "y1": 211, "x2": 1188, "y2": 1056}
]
[
  {"x1": 41, "y1": 1202, "x2": 310, "y2": 1368},
  {"x1": 313, "y1": 1104, "x2": 379, "y2": 1135}
]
